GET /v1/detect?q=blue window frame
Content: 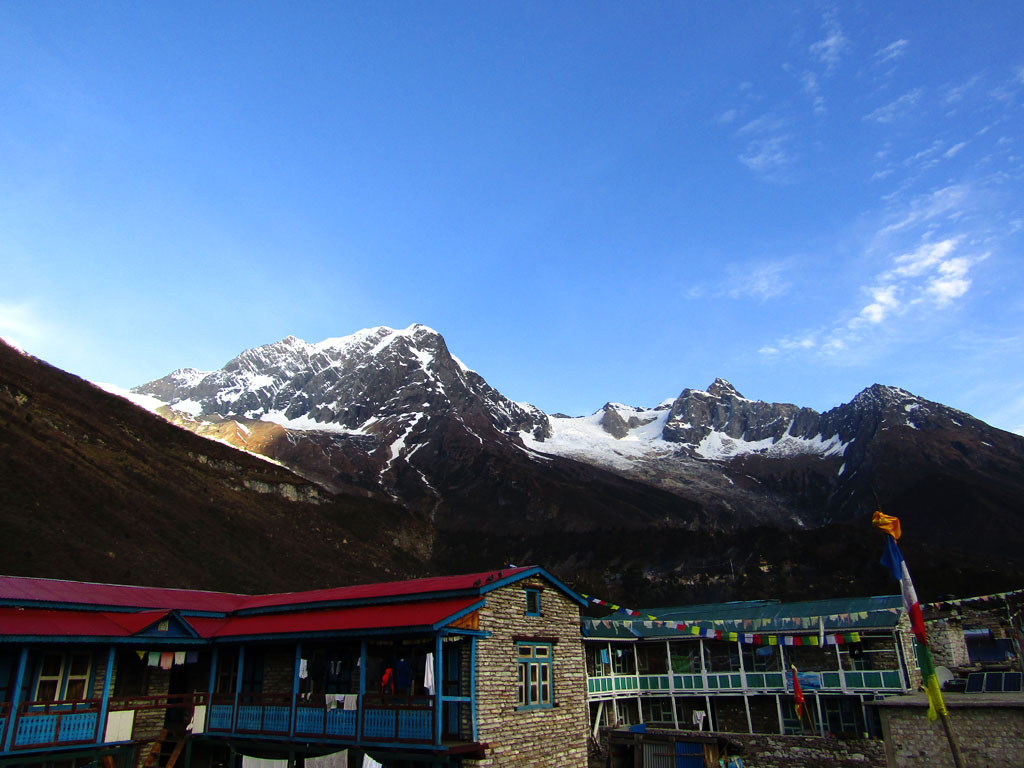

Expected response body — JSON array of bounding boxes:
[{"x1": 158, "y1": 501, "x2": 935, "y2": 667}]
[
  {"x1": 525, "y1": 588, "x2": 541, "y2": 617},
  {"x1": 516, "y1": 642, "x2": 552, "y2": 709}
]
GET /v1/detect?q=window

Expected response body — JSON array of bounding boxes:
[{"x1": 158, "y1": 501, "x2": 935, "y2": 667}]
[
  {"x1": 525, "y1": 588, "x2": 541, "y2": 616},
  {"x1": 34, "y1": 652, "x2": 92, "y2": 701},
  {"x1": 516, "y1": 642, "x2": 552, "y2": 709}
]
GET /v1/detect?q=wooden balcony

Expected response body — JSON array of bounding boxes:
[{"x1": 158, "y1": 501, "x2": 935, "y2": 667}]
[
  {"x1": 8, "y1": 699, "x2": 103, "y2": 750},
  {"x1": 587, "y1": 667, "x2": 906, "y2": 698},
  {"x1": 205, "y1": 692, "x2": 437, "y2": 746}
]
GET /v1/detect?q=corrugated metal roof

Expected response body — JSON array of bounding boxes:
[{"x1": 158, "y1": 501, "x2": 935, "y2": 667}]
[
  {"x1": 235, "y1": 567, "x2": 535, "y2": 611},
  {"x1": 0, "y1": 597, "x2": 482, "y2": 640},
  {"x1": 0, "y1": 567, "x2": 535, "y2": 614},
  {"x1": 191, "y1": 597, "x2": 483, "y2": 638},
  {"x1": 0, "y1": 607, "x2": 160, "y2": 638},
  {"x1": 0, "y1": 575, "x2": 244, "y2": 612}
]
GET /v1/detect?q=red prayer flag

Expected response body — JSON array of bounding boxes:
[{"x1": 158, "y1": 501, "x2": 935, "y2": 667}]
[{"x1": 791, "y1": 665, "x2": 805, "y2": 719}]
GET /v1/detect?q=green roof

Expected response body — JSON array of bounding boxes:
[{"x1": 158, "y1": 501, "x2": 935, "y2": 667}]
[{"x1": 582, "y1": 594, "x2": 903, "y2": 640}]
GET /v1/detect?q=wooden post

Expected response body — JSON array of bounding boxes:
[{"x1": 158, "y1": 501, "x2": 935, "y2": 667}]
[{"x1": 938, "y1": 710, "x2": 967, "y2": 768}]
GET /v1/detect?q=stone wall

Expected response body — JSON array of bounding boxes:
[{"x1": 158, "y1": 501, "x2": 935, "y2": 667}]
[
  {"x1": 925, "y1": 619, "x2": 969, "y2": 670},
  {"x1": 470, "y1": 576, "x2": 589, "y2": 767},
  {"x1": 729, "y1": 732, "x2": 885, "y2": 768},
  {"x1": 262, "y1": 645, "x2": 297, "y2": 694},
  {"x1": 593, "y1": 728, "x2": 886, "y2": 768},
  {"x1": 877, "y1": 700, "x2": 1024, "y2": 768}
]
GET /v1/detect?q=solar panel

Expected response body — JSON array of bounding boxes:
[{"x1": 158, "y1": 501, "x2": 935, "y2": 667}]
[
  {"x1": 984, "y1": 673, "x2": 1003, "y2": 692},
  {"x1": 965, "y1": 672, "x2": 984, "y2": 693},
  {"x1": 1002, "y1": 672, "x2": 1022, "y2": 692}
]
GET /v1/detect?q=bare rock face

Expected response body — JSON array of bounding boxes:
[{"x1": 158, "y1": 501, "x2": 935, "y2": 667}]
[{"x1": 662, "y1": 378, "x2": 814, "y2": 448}]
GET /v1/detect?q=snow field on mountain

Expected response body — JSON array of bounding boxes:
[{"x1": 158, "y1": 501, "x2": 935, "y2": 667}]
[{"x1": 520, "y1": 407, "x2": 676, "y2": 470}]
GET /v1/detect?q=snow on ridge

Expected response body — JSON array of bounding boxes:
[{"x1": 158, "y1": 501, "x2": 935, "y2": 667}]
[
  {"x1": 95, "y1": 382, "x2": 167, "y2": 414},
  {"x1": 170, "y1": 368, "x2": 213, "y2": 388},
  {"x1": 259, "y1": 409, "x2": 376, "y2": 435},
  {"x1": 520, "y1": 408, "x2": 675, "y2": 470},
  {"x1": 695, "y1": 430, "x2": 848, "y2": 461}
]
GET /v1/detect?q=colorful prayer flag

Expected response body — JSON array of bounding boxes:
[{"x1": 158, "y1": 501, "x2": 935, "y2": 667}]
[
  {"x1": 790, "y1": 665, "x2": 805, "y2": 719},
  {"x1": 872, "y1": 509, "x2": 902, "y2": 540},
  {"x1": 873, "y1": 511, "x2": 947, "y2": 721}
]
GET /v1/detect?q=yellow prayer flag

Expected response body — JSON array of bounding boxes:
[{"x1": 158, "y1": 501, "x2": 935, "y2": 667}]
[{"x1": 872, "y1": 510, "x2": 902, "y2": 540}]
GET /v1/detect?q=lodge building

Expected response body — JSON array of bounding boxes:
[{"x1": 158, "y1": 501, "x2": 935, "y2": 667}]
[
  {"x1": 0, "y1": 567, "x2": 589, "y2": 768},
  {"x1": 582, "y1": 595, "x2": 916, "y2": 739},
  {"x1": 7, "y1": 565, "x2": 1012, "y2": 768}
]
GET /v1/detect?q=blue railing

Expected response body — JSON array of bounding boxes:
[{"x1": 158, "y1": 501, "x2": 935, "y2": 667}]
[
  {"x1": 10, "y1": 700, "x2": 101, "y2": 749},
  {"x1": 207, "y1": 693, "x2": 434, "y2": 745}
]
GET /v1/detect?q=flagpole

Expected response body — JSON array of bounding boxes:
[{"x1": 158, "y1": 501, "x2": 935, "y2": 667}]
[
  {"x1": 938, "y1": 709, "x2": 966, "y2": 768},
  {"x1": 872, "y1": 510, "x2": 966, "y2": 768}
]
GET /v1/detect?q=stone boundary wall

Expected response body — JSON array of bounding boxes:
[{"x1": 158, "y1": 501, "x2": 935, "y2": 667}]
[
  {"x1": 878, "y1": 704, "x2": 1024, "y2": 768},
  {"x1": 722, "y1": 732, "x2": 886, "y2": 768},
  {"x1": 593, "y1": 729, "x2": 886, "y2": 768}
]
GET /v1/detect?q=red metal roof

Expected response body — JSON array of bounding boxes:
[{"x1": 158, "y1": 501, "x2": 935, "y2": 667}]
[
  {"x1": 0, "y1": 596, "x2": 482, "y2": 640},
  {"x1": 235, "y1": 567, "x2": 533, "y2": 611},
  {"x1": 0, "y1": 607, "x2": 148, "y2": 638},
  {"x1": 0, "y1": 575, "x2": 244, "y2": 613},
  {"x1": 189, "y1": 597, "x2": 483, "y2": 638},
  {"x1": 0, "y1": 566, "x2": 539, "y2": 616}
]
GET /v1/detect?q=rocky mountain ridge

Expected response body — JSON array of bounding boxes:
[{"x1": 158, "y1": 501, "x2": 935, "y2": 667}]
[
  {"x1": 126, "y1": 324, "x2": 1024, "y2": 605},
  {"x1": 4, "y1": 327, "x2": 1024, "y2": 604}
]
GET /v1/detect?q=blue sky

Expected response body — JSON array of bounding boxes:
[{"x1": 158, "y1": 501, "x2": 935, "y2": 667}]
[{"x1": 2, "y1": 3, "x2": 1023, "y2": 433}]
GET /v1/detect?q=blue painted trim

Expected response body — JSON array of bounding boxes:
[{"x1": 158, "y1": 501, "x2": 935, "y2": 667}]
[
  {"x1": 81, "y1": 649, "x2": 98, "y2": 703},
  {"x1": 234, "y1": 646, "x2": 245, "y2": 732},
  {"x1": 525, "y1": 588, "x2": 541, "y2": 617},
  {"x1": 357, "y1": 640, "x2": 366, "y2": 743},
  {"x1": 433, "y1": 635, "x2": 442, "y2": 746},
  {"x1": 289, "y1": 642, "x2": 301, "y2": 739},
  {"x1": 429, "y1": 599, "x2": 485, "y2": 631},
  {"x1": 470, "y1": 636, "x2": 478, "y2": 743},
  {"x1": 97, "y1": 646, "x2": 115, "y2": 746},
  {"x1": 2, "y1": 647, "x2": 28, "y2": 752},
  {"x1": 208, "y1": 647, "x2": 219, "y2": 701},
  {"x1": 479, "y1": 566, "x2": 588, "y2": 607},
  {"x1": 439, "y1": 629, "x2": 490, "y2": 638},
  {"x1": 133, "y1": 611, "x2": 202, "y2": 639},
  {"x1": 515, "y1": 641, "x2": 554, "y2": 710}
]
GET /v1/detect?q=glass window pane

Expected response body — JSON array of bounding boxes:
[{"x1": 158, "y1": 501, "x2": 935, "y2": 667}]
[
  {"x1": 37, "y1": 680, "x2": 59, "y2": 701},
  {"x1": 68, "y1": 654, "x2": 91, "y2": 677},
  {"x1": 41, "y1": 654, "x2": 63, "y2": 677}
]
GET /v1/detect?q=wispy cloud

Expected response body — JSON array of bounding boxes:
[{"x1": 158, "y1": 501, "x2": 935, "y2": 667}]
[
  {"x1": 878, "y1": 183, "x2": 968, "y2": 236},
  {"x1": 809, "y1": 11, "x2": 849, "y2": 70},
  {"x1": 875, "y1": 39, "x2": 909, "y2": 64},
  {"x1": 759, "y1": 172, "x2": 995, "y2": 364},
  {"x1": 944, "y1": 142, "x2": 967, "y2": 159},
  {"x1": 724, "y1": 260, "x2": 793, "y2": 300},
  {"x1": 738, "y1": 135, "x2": 794, "y2": 176},
  {"x1": 944, "y1": 75, "x2": 981, "y2": 104},
  {"x1": 685, "y1": 260, "x2": 794, "y2": 303},
  {"x1": 864, "y1": 88, "x2": 923, "y2": 123},
  {"x1": 718, "y1": 108, "x2": 739, "y2": 125},
  {"x1": 735, "y1": 113, "x2": 786, "y2": 137},
  {"x1": 800, "y1": 71, "x2": 826, "y2": 116}
]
